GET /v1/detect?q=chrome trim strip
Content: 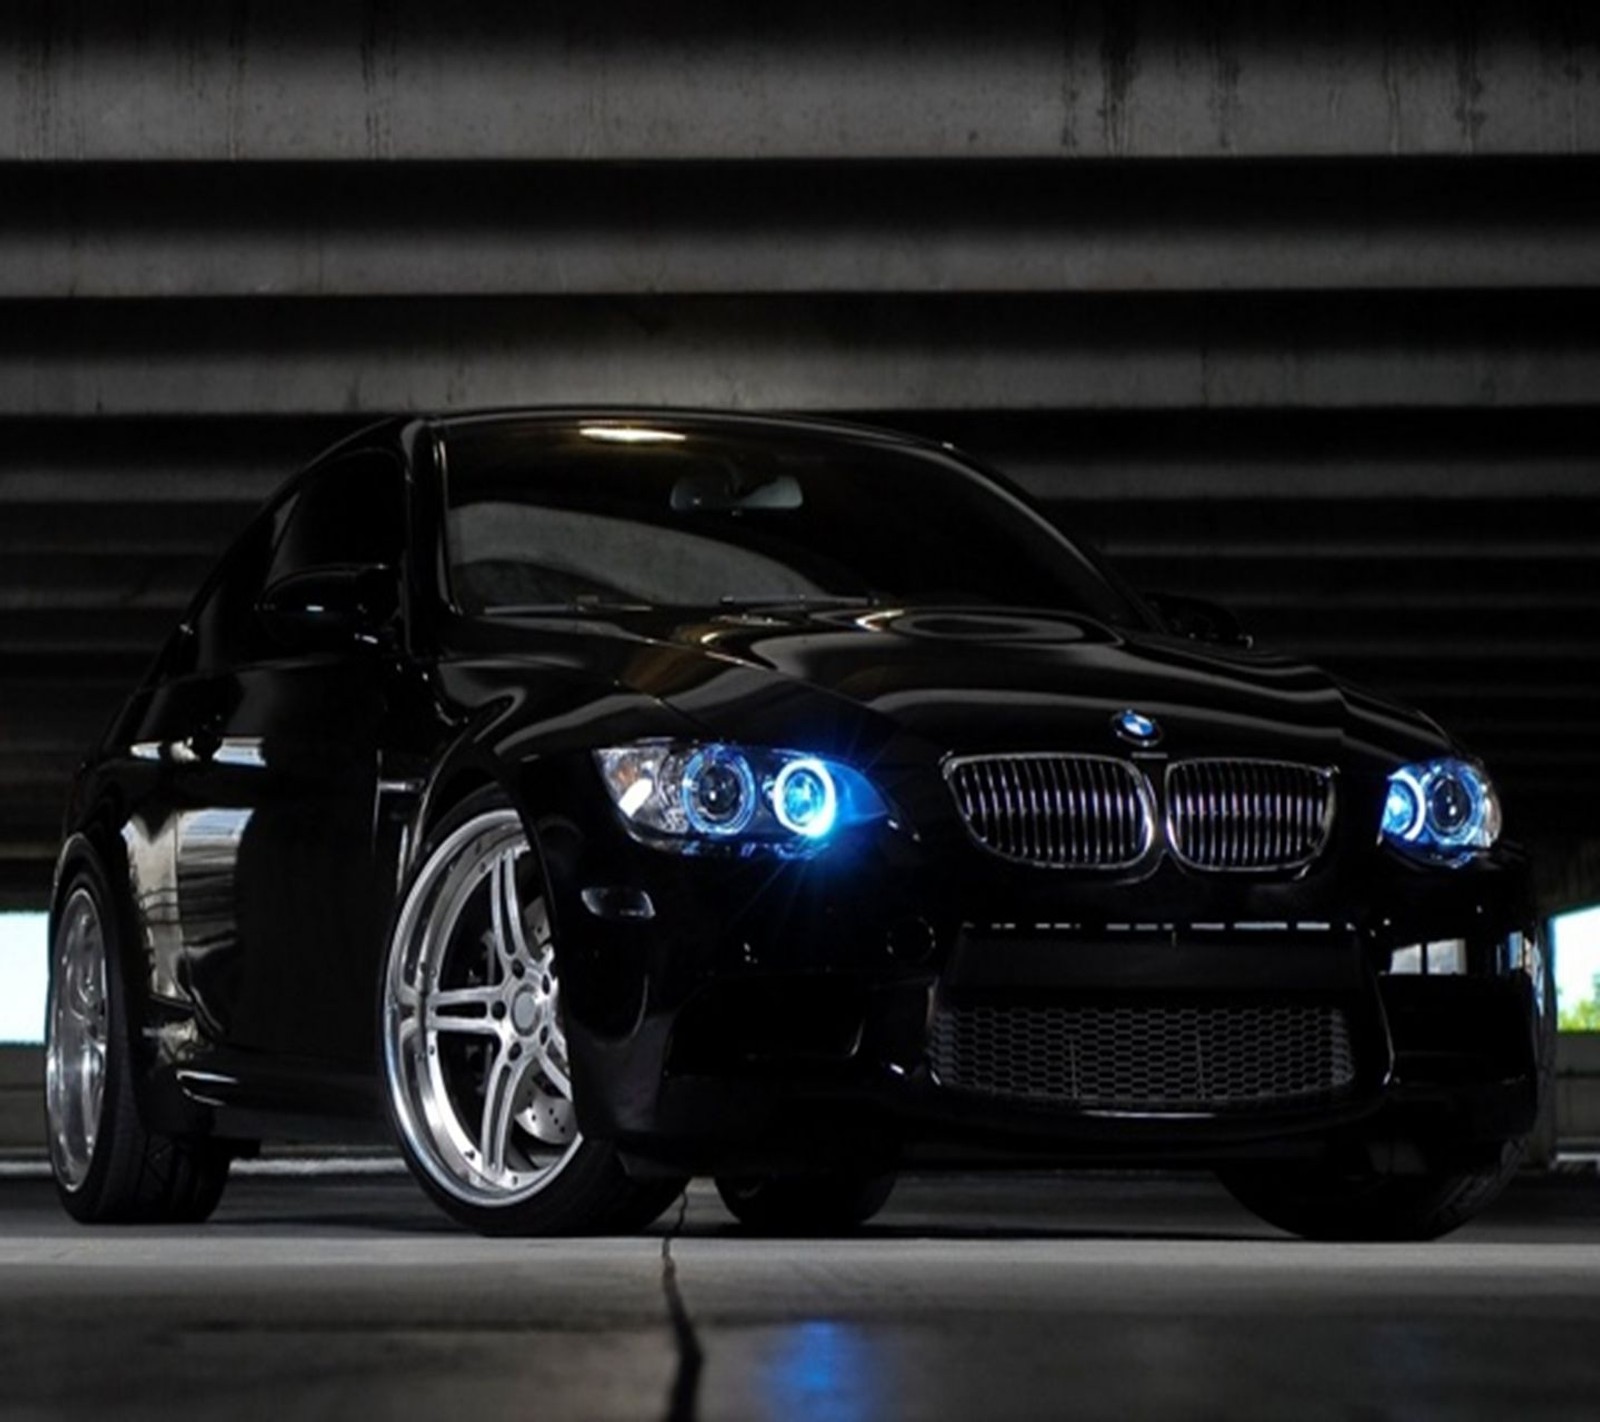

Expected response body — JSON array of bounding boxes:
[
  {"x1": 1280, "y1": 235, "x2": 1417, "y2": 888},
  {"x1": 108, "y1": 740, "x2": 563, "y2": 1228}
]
[{"x1": 378, "y1": 777, "x2": 427, "y2": 795}]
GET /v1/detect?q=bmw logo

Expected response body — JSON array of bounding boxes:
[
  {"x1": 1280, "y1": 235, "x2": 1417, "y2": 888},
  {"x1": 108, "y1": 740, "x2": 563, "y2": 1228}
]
[{"x1": 1113, "y1": 709, "x2": 1162, "y2": 747}]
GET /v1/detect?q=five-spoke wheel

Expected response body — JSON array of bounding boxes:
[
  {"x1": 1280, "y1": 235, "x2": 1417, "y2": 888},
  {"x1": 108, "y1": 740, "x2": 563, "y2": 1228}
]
[{"x1": 381, "y1": 794, "x2": 682, "y2": 1234}]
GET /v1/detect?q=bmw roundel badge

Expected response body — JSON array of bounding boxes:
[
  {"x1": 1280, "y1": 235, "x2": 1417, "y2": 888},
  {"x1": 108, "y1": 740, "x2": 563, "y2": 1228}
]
[{"x1": 1113, "y1": 708, "x2": 1162, "y2": 747}]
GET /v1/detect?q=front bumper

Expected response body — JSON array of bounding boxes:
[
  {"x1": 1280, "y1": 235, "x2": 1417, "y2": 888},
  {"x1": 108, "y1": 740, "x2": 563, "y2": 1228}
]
[{"x1": 532, "y1": 763, "x2": 1548, "y2": 1177}]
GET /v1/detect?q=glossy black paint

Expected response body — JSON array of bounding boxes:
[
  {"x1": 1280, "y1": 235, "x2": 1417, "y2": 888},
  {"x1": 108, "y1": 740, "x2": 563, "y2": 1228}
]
[{"x1": 55, "y1": 410, "x2": 1549, "y2": 1172}]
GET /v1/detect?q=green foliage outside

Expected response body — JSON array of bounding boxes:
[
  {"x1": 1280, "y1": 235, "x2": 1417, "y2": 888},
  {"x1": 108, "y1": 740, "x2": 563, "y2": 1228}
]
[{"x1": 1559, "y1": 974, "x2": 1600, "y2": 1033}]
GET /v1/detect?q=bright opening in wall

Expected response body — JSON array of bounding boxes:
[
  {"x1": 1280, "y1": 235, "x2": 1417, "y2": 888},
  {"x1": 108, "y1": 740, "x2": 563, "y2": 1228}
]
[
  {"x1": 1551, "y1": 904, "x2": 1600, "y2": 1033},
  {"x1": 0, "y1": 913, "x2": 47, "y2": 1045},
  {"x1": 5, "y1": 906, "x2": 1600, "y2": 1044}
]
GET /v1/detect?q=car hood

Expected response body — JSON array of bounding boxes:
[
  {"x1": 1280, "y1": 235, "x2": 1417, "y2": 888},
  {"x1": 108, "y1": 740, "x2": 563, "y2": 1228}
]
[{"x1": 463, "y1": 604, "x2": 1452, "y2": 773}]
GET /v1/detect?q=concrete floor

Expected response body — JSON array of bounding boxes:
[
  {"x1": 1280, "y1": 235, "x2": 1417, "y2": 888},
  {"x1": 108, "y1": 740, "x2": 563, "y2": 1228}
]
[{"x1": 1, "y1": 1168, "x2": 1598, "y2": 1420}]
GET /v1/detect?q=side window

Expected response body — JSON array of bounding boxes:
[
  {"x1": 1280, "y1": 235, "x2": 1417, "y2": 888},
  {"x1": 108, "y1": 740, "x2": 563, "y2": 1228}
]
[
  {"x1": 189, "y1": 450, "x2": 403, "y2": 675},
  {"x1": 189, "y1": 500, "x2": 294, "y2": 675},
  {"x1": 266, "y1": 451, "x2": 404, "y2": 586}
]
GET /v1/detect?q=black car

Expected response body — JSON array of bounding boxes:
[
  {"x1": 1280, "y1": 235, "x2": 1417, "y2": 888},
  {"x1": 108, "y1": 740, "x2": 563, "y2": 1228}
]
[{"x1": 45, "y1": 410, "x2": 1551, "y2": 1239}]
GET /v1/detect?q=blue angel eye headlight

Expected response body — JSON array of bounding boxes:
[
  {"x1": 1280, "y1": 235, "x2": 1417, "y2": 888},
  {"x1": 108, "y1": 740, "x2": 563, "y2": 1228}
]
[
  {"x1": 595, "y1": 742, "x2": 887, "y2": 855},
  {"x1": 1380, "y1": 758, "x2": 1501, "y2": 865},
  {"x1": 772, "y1": 758, "x2": 838, "y2": 839},
  {"x1": 681, "y1": 746, "x2": 757, "y2": 837},
  {"x1": 1382, "y1": 774, "x2": 1424, "y2": 842}
]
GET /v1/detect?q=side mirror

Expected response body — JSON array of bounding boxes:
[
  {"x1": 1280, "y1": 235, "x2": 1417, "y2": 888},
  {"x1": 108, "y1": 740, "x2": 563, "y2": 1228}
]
[
  {"x1": 1144, "y1": 592, "x2": 1253, "y2": 649},
  {"x1": 258, "y1": 564, "x2": 399, "y2": 650}
]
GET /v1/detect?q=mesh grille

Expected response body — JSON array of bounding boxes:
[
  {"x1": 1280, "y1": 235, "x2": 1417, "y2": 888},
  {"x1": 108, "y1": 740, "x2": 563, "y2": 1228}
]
[
  {"x1": 928, "y1": 1001, "x2": 1356, "y2": 1111},
  {"x1": 1165, "y1": 759, "x2": 1335, "y2": 872},
  {"x1": 945, "y1": 755, "x2": 1152, "y2": 868}
]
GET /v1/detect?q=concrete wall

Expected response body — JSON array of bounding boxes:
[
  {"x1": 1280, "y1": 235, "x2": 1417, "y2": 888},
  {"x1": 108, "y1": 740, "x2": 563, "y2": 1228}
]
[
  {"x1": 5, "y1": 3, "x2": 1600, "y2": 162},
  {"x1": 0, "y1": 1049, "x2": 42, "y2": 1154}
]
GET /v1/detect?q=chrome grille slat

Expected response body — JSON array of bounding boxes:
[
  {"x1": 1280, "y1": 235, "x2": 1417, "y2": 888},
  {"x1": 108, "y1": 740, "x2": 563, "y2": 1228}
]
[
  {"x1": 1048, "y1": 759, "x2": 1066, "y2": 864},
  {"x1": 1025, "y1": 758, "x2": 1047, "y2": 863},
  {"x1": 1166, "y1": 758, "x2": 1335, "y2": 872},
  {"x1": 946, "y1": 754, "x2": 1152, "y2": 870}
]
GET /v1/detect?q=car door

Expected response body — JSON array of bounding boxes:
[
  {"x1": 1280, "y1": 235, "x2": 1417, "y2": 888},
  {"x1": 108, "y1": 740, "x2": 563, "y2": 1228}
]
[
  {"x1": 215, "y1": 449, "x2": 410, "y2": 1077},
  {"x1": 146, "y1": 449, "x2": 410, "y2": 1092},
  {"x1": 115, "y1": 508, "x2": 285, "y2": 1065}
]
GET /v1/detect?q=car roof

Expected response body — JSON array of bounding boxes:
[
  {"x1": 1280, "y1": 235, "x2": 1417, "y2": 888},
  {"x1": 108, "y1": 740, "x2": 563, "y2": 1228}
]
[{"x1": 419, "y1": 406, "x2": 948, "y2": 454}]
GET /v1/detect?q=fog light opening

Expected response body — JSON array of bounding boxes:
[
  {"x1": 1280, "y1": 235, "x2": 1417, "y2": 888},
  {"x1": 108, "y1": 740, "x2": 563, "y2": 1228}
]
[
  {"x1": 1385, "y1": 939, "x2": 1467, "y2": 976},
  {"x1": 580, "y1": 885, "x2": 657, "y2": 922}
]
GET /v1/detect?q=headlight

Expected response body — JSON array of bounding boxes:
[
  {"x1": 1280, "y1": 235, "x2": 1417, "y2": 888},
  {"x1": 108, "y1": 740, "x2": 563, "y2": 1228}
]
[
  {"x1": 1380, "y1": 758, "x2": 1501, "y2": 864},
  {"x1": 594, "y1": 741, "x2": 889, "y2": 855}
]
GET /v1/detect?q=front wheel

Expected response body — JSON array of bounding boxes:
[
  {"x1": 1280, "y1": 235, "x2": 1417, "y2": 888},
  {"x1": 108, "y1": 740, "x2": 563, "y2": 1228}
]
[
  {"x1": 380, "y1": 793, "x2": 683, "y2": 1235},
  {"x1": 716, "y1": 1170, "x2": 896, "y2": 1234},
  {"x1": 1219, "y1": 1142, "x2": 1524, "y2": 1242}
]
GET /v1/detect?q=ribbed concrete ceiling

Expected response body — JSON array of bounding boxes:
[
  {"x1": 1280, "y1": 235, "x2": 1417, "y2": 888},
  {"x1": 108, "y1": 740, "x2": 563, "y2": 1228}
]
[{"x1": 3, "y1": 3, "x2": 1599, "y2": 909}]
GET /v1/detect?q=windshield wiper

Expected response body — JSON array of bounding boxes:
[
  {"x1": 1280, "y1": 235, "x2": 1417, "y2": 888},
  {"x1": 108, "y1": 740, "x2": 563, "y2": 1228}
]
[
  {"x1": 716, "y1": 594, "x2": 881, "y2": 610},
  {"x1": 483, "y1": 594, "x2": 881, "y2": 617},
  {"x1": 482, "y1": 599, "x2": 653, "y2": 615}
]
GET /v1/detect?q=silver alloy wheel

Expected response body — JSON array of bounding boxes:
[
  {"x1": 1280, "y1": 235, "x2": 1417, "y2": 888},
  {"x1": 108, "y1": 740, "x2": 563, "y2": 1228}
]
[
  {"x1": 46, "y1": 886, "x2": 109, "y2": 1191},
  {"x1": 383, "y1": 809, "x2": 581, "y2": 1206}
]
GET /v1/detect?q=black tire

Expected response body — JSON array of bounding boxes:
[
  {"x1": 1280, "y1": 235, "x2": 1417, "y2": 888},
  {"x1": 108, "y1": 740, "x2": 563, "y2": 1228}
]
[
  {"x1": 1219, "y1": 1142, "x2": 1524, "y2": 1242},
  {"x1": 715, "y1": 1170, "x2": 896, "y2": 1234},
  {"x1": 380, "y1": 788, "x2": 686, "y2": 1235},
  {"x1": 422, "y1": 1141, "x2": 686, "y2": 1239},
  {"x1": 46, "y1": 846, "x2": 232, "y2": 1225},
  {"x1": 1224, "y1": 933, "x2": 1556, "y2": 1243}
]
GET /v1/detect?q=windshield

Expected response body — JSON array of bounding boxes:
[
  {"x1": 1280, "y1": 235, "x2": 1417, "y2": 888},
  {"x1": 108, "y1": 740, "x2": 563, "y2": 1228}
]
[{"x1": 439, "y1": 418, "x2": 1146, "y2": 627}]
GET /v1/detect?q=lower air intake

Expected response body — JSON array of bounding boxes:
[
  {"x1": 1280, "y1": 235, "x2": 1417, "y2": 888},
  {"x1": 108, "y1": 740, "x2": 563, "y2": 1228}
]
[{"x1": 928, "y1": 1002, "x2": 1356, "y2": 1112}]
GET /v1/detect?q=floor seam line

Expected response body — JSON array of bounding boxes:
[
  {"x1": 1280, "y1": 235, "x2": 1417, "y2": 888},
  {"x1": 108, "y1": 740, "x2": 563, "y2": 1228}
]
[{"x1": 659, "y1": 1189, "x2": 703, "y2": 1422}]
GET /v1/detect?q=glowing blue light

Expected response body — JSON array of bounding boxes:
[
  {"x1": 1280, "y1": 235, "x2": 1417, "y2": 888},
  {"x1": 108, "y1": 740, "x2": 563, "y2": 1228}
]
[
  {"x1": 681, "y1": 746, "x2": 757, "y2": 836},
  {"x1": 765, "y1": 1320, "x2": 878, "y2": 1422},
  {"x1": 1381, "y1": 758, "x2": 1500, "y2": 863},
  {"x1": 1383, "y1": 772, "x2": 1424, "y2": 841},
  {"x1": 773, "y1": 758, "x2": 838, "y2": 838}
]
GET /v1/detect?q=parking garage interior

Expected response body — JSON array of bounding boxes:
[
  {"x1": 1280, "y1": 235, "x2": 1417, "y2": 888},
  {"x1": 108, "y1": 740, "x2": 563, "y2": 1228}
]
[{"x1": 3, "y1": 5, "x2": 1600, "y2": 1417}]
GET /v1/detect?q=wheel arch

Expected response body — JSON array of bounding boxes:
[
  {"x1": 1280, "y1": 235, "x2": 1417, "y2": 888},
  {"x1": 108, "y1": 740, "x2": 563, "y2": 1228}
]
[
  {"x1": 52, "y1": 815, "x2": 144, "y2": 1014},
  {"x1": 405, "y1": 729, "x2": 570, "y2": 918}
]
